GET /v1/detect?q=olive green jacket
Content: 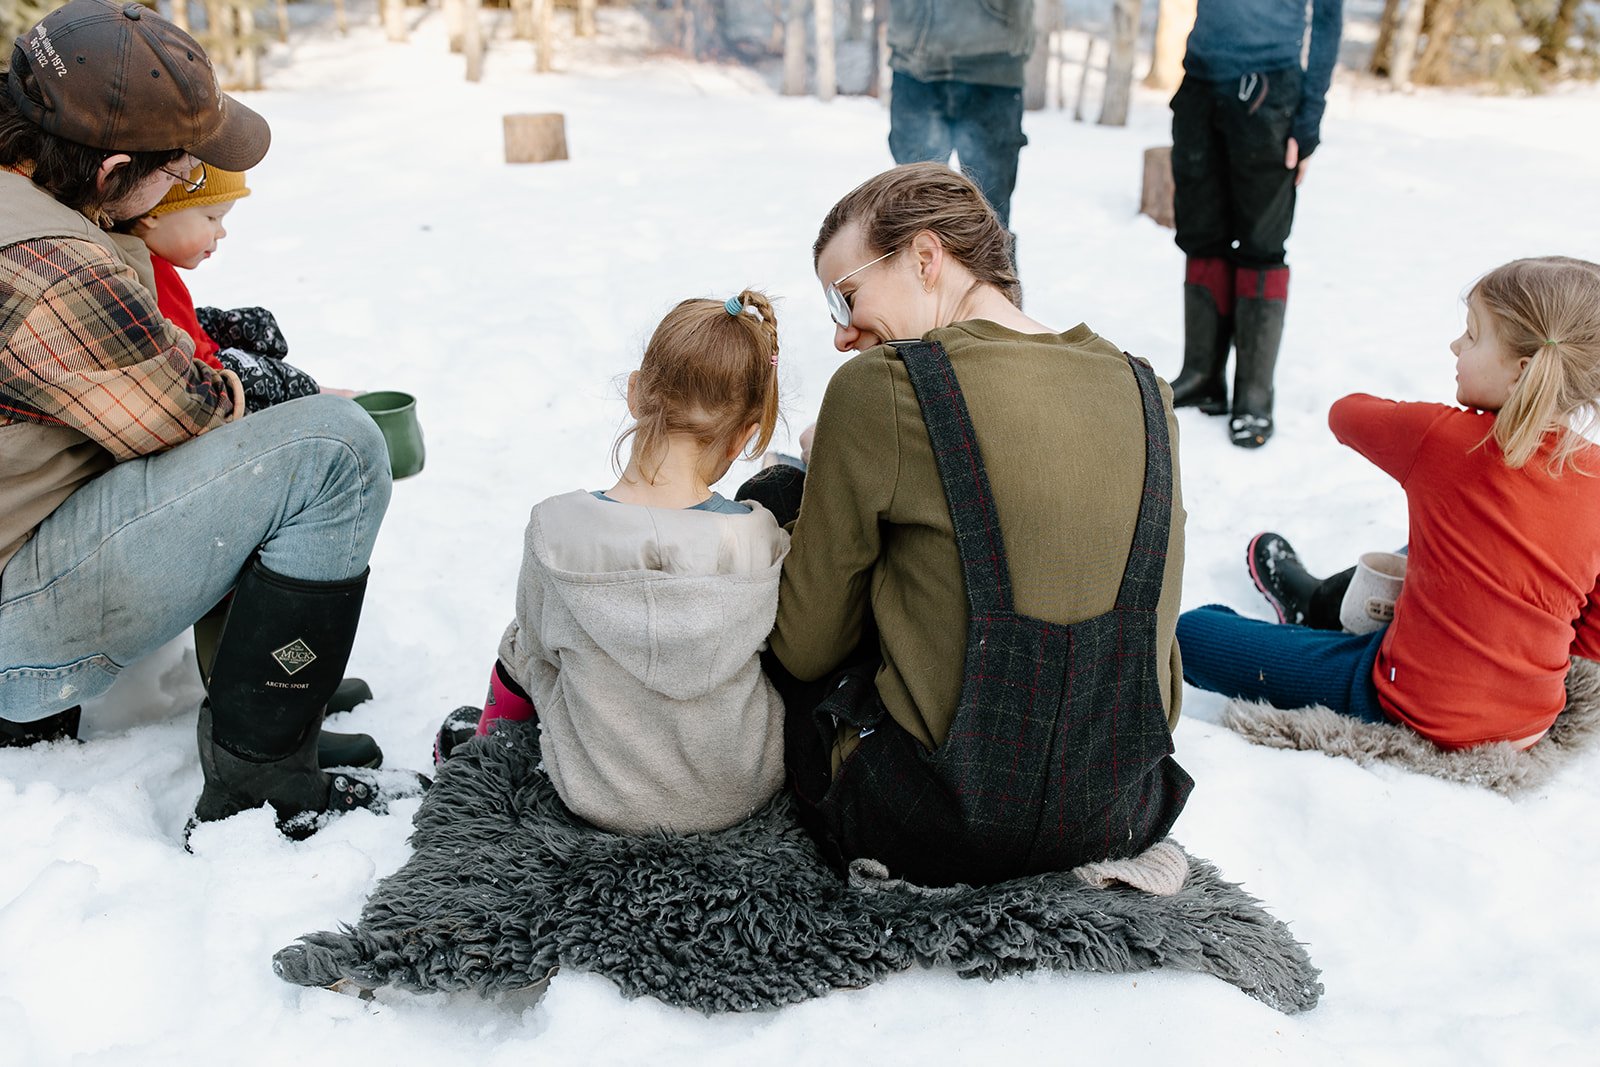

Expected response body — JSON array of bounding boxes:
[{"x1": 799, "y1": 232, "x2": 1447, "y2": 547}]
[{"x1": 770, "y1": 320, "x2": 1185, "y2": 760}]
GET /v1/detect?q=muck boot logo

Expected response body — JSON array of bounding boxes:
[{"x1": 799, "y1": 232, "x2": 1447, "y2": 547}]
[{"x1": 272, "y1": 638, "x2": 317, "y2": 676}]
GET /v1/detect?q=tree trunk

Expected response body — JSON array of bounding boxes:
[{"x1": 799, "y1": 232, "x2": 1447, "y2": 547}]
[
  {"x1": 1414, "y1": 0, "x2": 1463, "y2": 85},
  {"x1": 275, "y1": 0, "x2": 289, "y2": 43},
  {"x1": 535, "y1": 0, "x2": 554, "y2": 72},
  {"x1": 512, "y1": 0, "x2": 534, "y2": 40},
  {"x1": 1369, "y1": 0, "x2": 1403, "y2": 76},
  {"x1": 814, "y1": 0, "x2": 836, "y2": 100},
  {"x1": 1388, "y1": 0, "x2": 1426, "y2": 87},
  {"x1": 782, "y1": 0, "x2": 808, "y2": 96},
  {"x1": 444, "y1": 0, "x2": 464, "y2": 53},
  {"x1": 333, "y1": 0, "x2": 346, "y2": 35},
  {"x1": 1537, "y1": 0, "x2": 1582, "y2": 71},
  {"x1": 577, "y1": 0, "x2": 597, "y2": 38},
  {"x1": 234, "y1": 2, "x2": 258, "y2": 89},
  {"x1": 463, "y1": 0, "x2": 484, "y2": 81},
  {"x1": 168, "y1": 0, "x2": 189, "y2": 33},
  {"x1": 1144, "y1": 0, "x2": 1195, "y2": 91},
  {"x1": 383, "y1": 0, "x2": 407, "y2": 43},
  {"x1": 871, "y1": 1, "x2": 888, "y2": 97},
  {"x1": 846, "y1": 0, "x2": 864, "y2": 41},
  {"x1": 1023, "y1": 0, "x2": 1055, "y2": 111},
  {"x1": 1098, "y1": 0, "x2": 1142, "y2": 126}
]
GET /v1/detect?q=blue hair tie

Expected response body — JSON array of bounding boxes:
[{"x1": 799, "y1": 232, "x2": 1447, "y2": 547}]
[{"x1": 724, "y1": 296, "x2": 743, "y2": 316}]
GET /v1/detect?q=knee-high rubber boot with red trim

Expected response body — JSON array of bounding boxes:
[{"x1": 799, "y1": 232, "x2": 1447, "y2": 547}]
[
  {"x1": 1170, "y1": 256, "x2": 1233, "y2": 414},
  {"x1": 1231, "y1": 265, "x2": 1289, "y2": 448}
]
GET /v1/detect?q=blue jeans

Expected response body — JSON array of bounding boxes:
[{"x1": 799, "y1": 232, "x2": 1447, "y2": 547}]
[
  {"x1": 1176, "y1": 604, "x2": 1391, "y2": 723},
  {"x1": 0, "y1": 394, "x2": 391, "y2": 721},
  {"x1": 889, "y1": 72, "x2": 1027, "y2": 230}
]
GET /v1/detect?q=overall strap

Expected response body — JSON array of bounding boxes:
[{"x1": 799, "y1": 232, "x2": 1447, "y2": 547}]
[
  {"x1": 893, "y1": 340, "x2": 1014, "y2": 616},
  {"x1": 1114, "y1": 353, "x2": 1175, "y2": 613}
]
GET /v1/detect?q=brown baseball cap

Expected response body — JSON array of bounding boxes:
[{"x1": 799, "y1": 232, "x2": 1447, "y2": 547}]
[{"x1": 7, "y1": 0, "x2": 270, "y2": 170}]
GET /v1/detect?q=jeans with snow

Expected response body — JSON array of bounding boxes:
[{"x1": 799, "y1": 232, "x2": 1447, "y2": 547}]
[
  {"x1": 889, "y1": 72, "x2": 1027, "y2": 230},
  {"x1": 1177, "y1": 604, "x2": 1391, "y2": 723},
  {"x1": 0, "y1": 394, "x2": 391, "y2": 720}
]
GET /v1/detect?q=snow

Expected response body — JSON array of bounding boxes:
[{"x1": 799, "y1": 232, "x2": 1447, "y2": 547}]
[{"x1": 5, "y1": 5, "x2": 1600, "y2": 1064}]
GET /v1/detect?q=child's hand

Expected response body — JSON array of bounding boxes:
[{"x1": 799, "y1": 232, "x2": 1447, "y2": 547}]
[{"x1": 799, "y1": 423, "x2": 816, "y2": 466}]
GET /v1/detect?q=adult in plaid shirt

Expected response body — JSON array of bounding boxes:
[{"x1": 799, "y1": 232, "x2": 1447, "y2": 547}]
[{"x1": 0, "y1": 1, "x2": 413, "y2": 836}]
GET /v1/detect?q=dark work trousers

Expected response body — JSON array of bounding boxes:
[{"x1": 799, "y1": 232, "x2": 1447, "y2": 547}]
[
  {"x1": 1170, "y1": 67, "x2": 1301, "y2": 269},
  {"x1": 889, "y1": 71, "x2": 1027, "y2": 230}
]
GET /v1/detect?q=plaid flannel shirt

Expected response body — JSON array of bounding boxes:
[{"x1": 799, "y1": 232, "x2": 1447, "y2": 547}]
[{"x1": 1, "y1": 235, "x2": 237, "y2": 459}]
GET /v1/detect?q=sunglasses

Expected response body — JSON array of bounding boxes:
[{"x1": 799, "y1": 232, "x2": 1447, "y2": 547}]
[{"x1": 825, "y1": 249, "x2": 897, "y2": 328}]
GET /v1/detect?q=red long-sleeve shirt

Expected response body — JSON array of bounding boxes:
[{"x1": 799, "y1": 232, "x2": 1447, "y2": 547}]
[
  {"x1": 149, "y1": 253, "x2": 223, "y2": 370},
  {"x1": 1330, "y1": 394, "x2": 1600, "y2": 747}
]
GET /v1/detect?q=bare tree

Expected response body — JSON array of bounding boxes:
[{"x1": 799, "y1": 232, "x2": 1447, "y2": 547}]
[
  {"x1": 782, "y1": 0, "x2": 809, "y2": 95},
  {"x1": 1024, "y1": 0, "x2": 1056, "y2": 110},
  {"x1": 815, "y1": 0, "x2": 836, "y2": 100},
  {"x1": 1144, "y1": 0, "x2": 1195, "y2": 91},
  {"x1": 1388, "y1": 0, "x2": 1426, "y2": 87},
  {"x1": 1099, "y1": 0, "x2": 1143, "y2": 126}
]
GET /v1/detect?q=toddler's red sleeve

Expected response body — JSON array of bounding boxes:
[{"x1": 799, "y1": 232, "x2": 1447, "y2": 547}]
[{"x1": 1571, "y1": 577, "x2": 1600, "y2": 662}]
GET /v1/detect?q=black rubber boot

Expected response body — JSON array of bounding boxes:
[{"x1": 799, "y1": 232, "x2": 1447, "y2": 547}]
[
  {"x1": 1230, "y1": 266, "x2": 1289, "y2": 448},
  {"x1": 194, "y1": 596, "x2": 381, "y2": 770},
  {"x1": 1246, "y1": 533, "x2": 1323, "y2": 626},
  {"x1": 1, "y1": 706, "x2": 81, "y2": 747},
  {"x1": 1170, "y1": 257, "x2": 1233, "y2": 415},
  {"x1": 191, "y1": 560, "x2": 419, "y2": 836}
]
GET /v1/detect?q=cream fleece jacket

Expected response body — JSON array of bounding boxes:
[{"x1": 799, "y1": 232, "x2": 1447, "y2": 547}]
[{"x1": 498, "y1": 490, "x2": 789, "y2": 834}]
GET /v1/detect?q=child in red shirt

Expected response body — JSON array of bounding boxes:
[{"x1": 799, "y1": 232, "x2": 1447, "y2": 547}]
[
  {"x1": 125, "y1": 166, "x2": 321, "y2": 409},
  {"x1": 1179, "y1": 256, "x2": 1600, "y2": 749}
]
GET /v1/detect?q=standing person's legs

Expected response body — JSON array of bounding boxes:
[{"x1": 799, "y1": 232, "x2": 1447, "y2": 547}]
[
  {"x1": 889, "y1": 71, "x2": 955, "y2": 170},
  {"x1": 0, "y1": 394, "x2": 390, "y2": 721},
  {"x1": 1176, "y1": 604, "x2": 1389, "y2": 723},
  {"x1": 1170, "y1": 75, "x2": 1235, "y2": 413},
  {"x1": 1219, "y1": 68, "x2": 1300, "y2": 448},
  {"x1": 946, "y1": 81, "x2": 1027, "y2": 231}
]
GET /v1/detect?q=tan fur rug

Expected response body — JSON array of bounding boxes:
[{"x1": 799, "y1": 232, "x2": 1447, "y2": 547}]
[{"x1": 1219, "y1": 658, "x2": 1600, "y2": 795}]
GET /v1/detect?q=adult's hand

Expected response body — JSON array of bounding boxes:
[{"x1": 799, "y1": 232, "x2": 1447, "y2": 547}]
[{"x1": 1285, "y1": 137, "x2": 1310, "y2": 187}]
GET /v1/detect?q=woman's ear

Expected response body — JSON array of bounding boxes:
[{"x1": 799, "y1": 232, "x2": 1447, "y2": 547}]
[
  {"x1": 95, "y1": 153, "x2": 132, "y2": 195},
  {"x1": 911, "y1": 230, "x2": 943, "y2": 292}
]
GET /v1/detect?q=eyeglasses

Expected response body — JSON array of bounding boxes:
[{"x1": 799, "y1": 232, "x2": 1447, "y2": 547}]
[
  {"x1": 825, "y1": 249, "x2": 897, "y2": 328},
  {"x1": 162, "y1": 160, "x2": 207, "y2": 193}
]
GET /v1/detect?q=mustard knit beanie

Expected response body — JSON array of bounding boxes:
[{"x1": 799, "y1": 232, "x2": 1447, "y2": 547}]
[{"x1": 149, "y1": 167, "x2": 251, "y2": 217}]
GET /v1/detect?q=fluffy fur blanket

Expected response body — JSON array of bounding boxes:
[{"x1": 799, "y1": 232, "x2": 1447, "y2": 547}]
[
  {"x1": 274, "y1": 723, "x2": 1322, "y2": 1015},
  {"x1": 1220, "y1": 658, "x2": 1600, "y2": 795}
]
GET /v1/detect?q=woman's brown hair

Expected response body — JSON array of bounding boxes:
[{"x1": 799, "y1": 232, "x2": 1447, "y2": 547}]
[
  {"x1": 813, "y1": 162, "x2": 1020, "y2": 307},
  {"x1": 614, "y1": 289, "x2": 782, "y2": 483}
]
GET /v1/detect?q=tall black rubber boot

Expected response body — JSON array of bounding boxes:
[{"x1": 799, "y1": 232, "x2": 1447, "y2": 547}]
[
  {"x1": 1230, "y1": 266, "x2": 1289, "y2": 448},
  {"x1": 1169, "y1": 256, "x2": 1232, "y2": 414},
  {"x1": 192, "y1": 560, "x2": 390, "y2": 835},
  {"x1": 195, "y1": 595, "x2": 381, "y2": 769}
]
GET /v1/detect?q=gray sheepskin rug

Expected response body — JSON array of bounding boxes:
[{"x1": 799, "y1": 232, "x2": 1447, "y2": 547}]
[
  {"x1": 273, "y1": 722, "x2": 1322, "y2": 1015},
  {"x1": 1220, "y1": 657, "x2": 1600, "y2": 795}
]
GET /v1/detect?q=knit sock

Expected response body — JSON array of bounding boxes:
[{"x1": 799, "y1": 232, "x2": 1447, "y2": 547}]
[{"x1": 476, "y1": 660, "x2": 537, "y2": 736}]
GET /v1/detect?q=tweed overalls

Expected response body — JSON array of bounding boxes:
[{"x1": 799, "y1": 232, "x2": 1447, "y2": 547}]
[{"x1": 799, "y1": 340, "x2": 1194, "y2": 886}]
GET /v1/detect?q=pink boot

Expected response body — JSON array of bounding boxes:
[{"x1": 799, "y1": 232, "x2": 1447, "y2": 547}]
[{"x1": 477, "y1": 660, "x2": 536, "y2": 736}]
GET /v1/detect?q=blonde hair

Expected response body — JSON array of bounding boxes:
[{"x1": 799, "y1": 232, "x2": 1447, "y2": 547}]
[
  {"x1": 614, "y1": 289, "x2": 781, "y2": 483},
  {"x1": 1472, "y1": 256, "x2": 1600, "y2": 474},
  {"x1": 813, "y1": 162, "x2": 1020, "y2": 307}
]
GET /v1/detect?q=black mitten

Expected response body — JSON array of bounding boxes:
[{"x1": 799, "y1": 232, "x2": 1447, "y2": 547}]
[{"x1": 197, "y1": 305, "x2": 290, "y2": 358}]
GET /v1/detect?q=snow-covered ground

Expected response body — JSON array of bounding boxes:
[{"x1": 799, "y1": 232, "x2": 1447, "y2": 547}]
[{"x1": 5, "y1": 5, "x2": 1600, "y2": 1064}]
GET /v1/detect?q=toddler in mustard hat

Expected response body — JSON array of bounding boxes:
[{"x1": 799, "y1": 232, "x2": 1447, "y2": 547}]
[{"x1": 125, "y1": 166, "x2": 321, "y2": 409}]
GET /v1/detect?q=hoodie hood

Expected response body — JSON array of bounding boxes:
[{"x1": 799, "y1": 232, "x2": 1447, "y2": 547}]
[{"x1": 528, "y1": 490, "x2": 787, "y2": 700}]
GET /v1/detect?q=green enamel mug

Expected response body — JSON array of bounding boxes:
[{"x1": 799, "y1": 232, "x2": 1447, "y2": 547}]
[{"x1": 353, "y1": 390, "x2": 425, "y2": 480}]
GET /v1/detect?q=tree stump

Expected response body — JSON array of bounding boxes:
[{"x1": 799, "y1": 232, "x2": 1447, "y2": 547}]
[
  {"x1": 504, "y1": 113, "x2": 569, "y2": 163},
  {"x1": 1140, "y1": 146, "x2": 1175, "y2": 229}
]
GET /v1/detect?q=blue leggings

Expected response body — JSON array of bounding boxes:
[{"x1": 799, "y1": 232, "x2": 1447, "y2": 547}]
[{"x1": 1176, "y1": 605, "x2": 1392, "y2": 723}]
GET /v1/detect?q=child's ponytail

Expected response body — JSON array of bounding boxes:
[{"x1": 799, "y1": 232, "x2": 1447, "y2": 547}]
[
  {"x1": 1474, "y1": 257, "x2": 1600, "y2": 474},
  {"x1": 615, "y1": 288, "x2": 782, "y2": 483}
]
